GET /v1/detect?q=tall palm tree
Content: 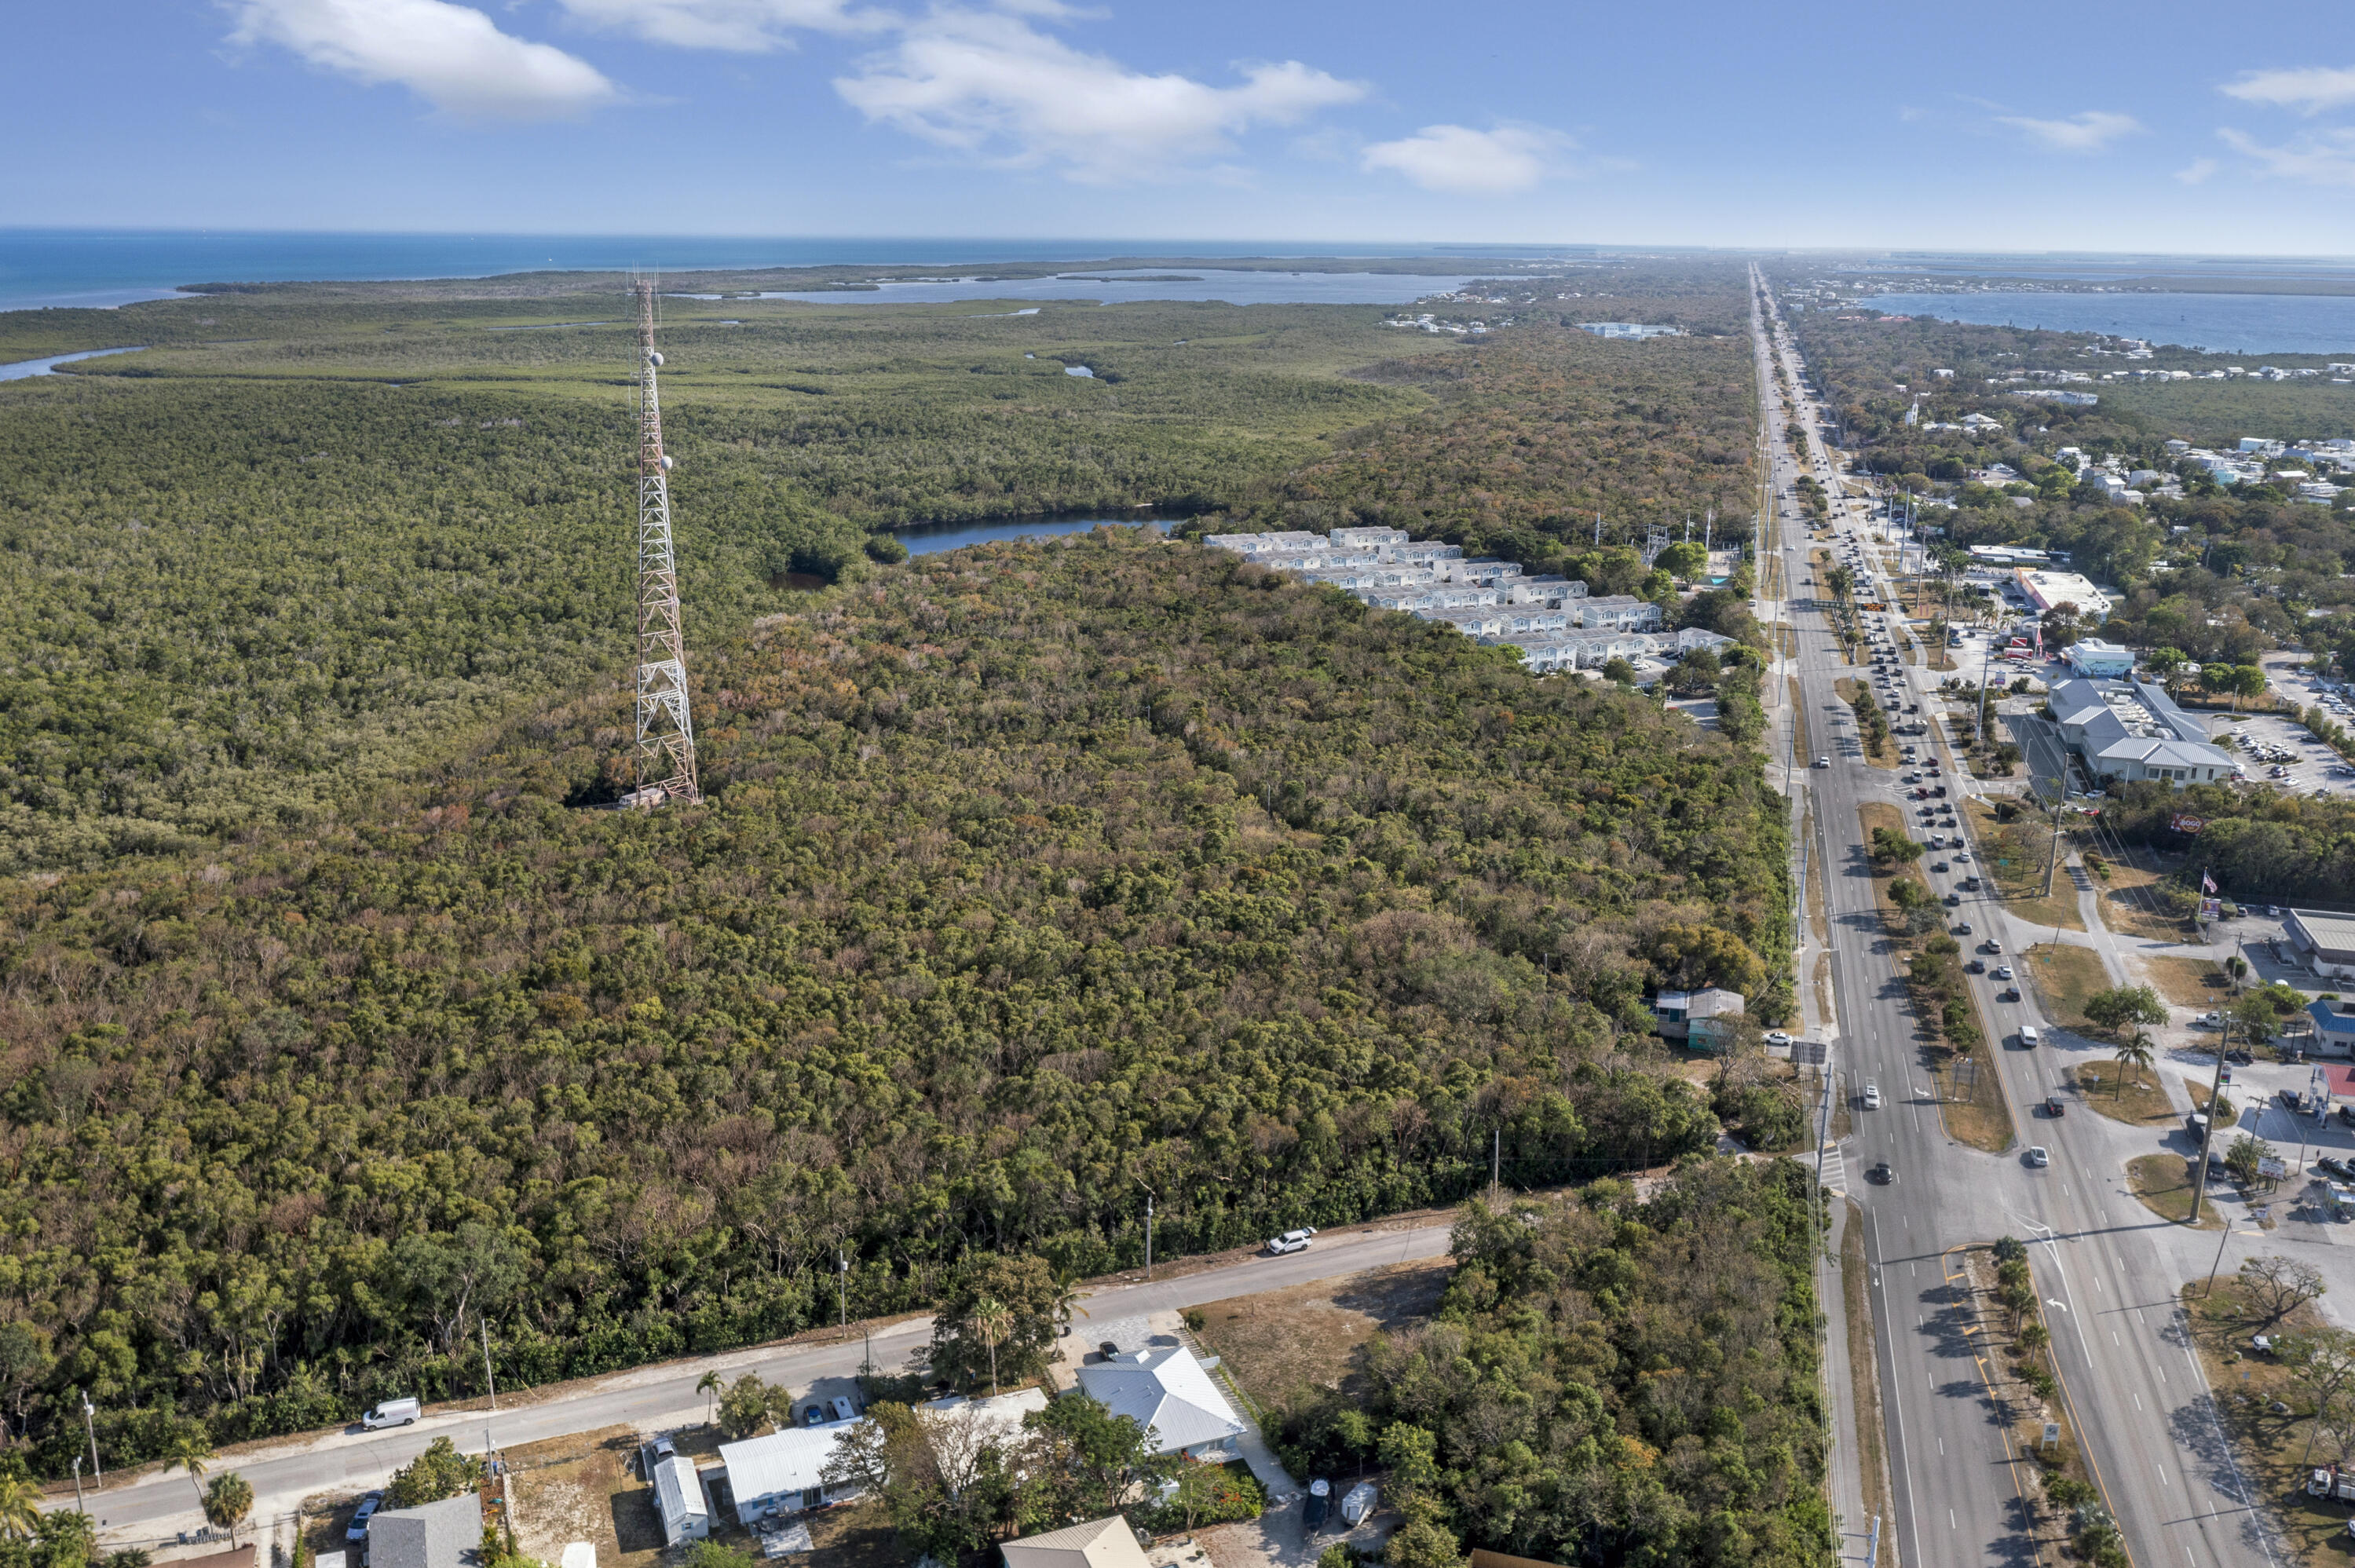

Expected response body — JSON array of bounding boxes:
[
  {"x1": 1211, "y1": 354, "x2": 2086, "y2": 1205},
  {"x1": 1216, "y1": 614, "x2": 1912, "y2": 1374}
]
[
  {"x1": 0, "y1": 1474, "x2": 42, "y2": 1542},
  {"x1": 972, "y1": 1298, "x2": 1011, "y2": 1398},
  {"x1": 696, "y1": 1369, "x2": 722, "y2": 1427},
  {"x1": 163, "y1": 1429, "x2": 215, "y2": 1514},
  {"x1": 2113, "y1": 1033, "x2": 2156, "y2": 1095},
  {"x1": 203, "y1": 1473, "x2": 254, "y2": 1547}
]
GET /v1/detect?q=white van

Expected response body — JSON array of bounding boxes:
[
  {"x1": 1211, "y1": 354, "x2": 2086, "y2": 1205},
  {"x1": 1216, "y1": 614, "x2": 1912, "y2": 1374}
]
[
  {"x1": 2018, "y1": 1025, "x2": 2040, "y2": 1049},
  {"x1": 363, "y1": 1397, "x2": 422, "y2": 1430}
]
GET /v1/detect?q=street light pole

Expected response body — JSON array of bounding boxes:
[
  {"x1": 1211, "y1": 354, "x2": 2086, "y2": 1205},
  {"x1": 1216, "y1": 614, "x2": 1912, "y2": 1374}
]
[
  {"x1": 2189, "y1": 1015, "x2": 2232, "y2": 1237},
  {"x1": 71, "y1": 1456, "x2": 83, "y2": 1516}
]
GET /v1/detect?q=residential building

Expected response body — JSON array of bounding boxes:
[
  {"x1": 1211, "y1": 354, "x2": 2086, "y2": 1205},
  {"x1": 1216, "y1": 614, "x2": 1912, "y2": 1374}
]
[
  {"x1": 653, "y1": 1455, "x2": 711, "y2": 1547},
  {"x1": 1578, "y1": 322, "x2": 1683, "y2": 339},
  {"x1": 2045, "y1": 677, "x2": 2233, "y2": 787},
  {"x1": 719, "y1": 1422, "x2": 863, "y2": 1521},
  {"x1": 368, "y1": 1496, "x2": 481, "y2": 1568},
  {"x1": 1508, "y1": 575, "x2": 1587, "y2": 605},
  {"x1": 2063, "y1": 638, "x2": 2137, "y2": 678},
  {"x1": 1571, "y1": 595, "x2": 1664, "y2": 631},
  {"x1": 2287, "y1": 910, "x2": 2355, "y2": 984},
  {"x1": 1070, "y1": 1345, "x2": 1245, "y2": 1460},
  {"x1": 1001, "y1": 1518, "x2": 1154, "y2": 1568},
  {"x1": 1653, "y1": 988, "x2": 1746, "y2": 1051}
]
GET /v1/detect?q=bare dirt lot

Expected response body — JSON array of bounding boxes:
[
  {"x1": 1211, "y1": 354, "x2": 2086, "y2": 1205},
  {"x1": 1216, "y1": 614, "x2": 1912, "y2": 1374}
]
[
  {"x1": 1191, "y1": 1259, "x2": 1453, "y2": 1417},
  {"x1": 507, "y1": 1425, "x2": 667, "y2": 1568}
]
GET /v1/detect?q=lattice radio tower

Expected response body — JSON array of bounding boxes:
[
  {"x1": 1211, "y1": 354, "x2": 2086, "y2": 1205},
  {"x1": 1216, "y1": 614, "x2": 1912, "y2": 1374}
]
[{"x1": 623, "y1": 276, "x2": 701, "y2": 808}]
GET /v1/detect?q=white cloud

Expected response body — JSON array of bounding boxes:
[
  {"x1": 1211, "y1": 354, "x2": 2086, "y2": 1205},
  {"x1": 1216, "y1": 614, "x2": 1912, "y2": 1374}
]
[
  {"x1": 833, "y1": 9, "x2": 1363, "y2": 181},
  {"x1": 2220, "y1": 126, "x2": 2355, "y2": 187},
  {"x1": 1995, "y1": 109, "x2": 2143, "y2": 152},
  {"x1": 2222, "y1": 65, "x2": 2355, "y2": 115},
  {"x1": 229, "y1": 0, "x2": 617, "y2": 119},
  {"x1": 2175, "y1": 156, "x2": 2218, "y2": 185},
  {"x1": 554, "y1": 0, "x2": 883, "y2": 52},
  {"x1": 1360, "y1": 123, "x2": 1573, "y2": 196}
]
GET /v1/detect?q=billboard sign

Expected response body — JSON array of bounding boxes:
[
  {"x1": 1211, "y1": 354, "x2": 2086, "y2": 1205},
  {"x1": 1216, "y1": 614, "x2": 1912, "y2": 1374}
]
[{"x1": 2170, "y1": 813, "x2": 2207, "y2": 835}]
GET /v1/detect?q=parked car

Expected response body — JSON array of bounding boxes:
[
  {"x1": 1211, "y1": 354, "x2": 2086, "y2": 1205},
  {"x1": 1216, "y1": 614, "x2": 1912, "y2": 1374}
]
[
  {"x1": 348, "y1": 1496, "x2": 384, "y2": 1543},
  {"x1": 1764, "y1": 1029, "x2": 1793, "y2": 1047},
  {"x1": 362, "y1": 1397, "x2": 421, "y2": 1430},
  {"x1": 2196, "y1": 1012, "x2": 2223, "y2": 1029},
  {"x1": 2224, "y1": 1049, "x2": 2252, "y2": 1065},
  {"x1": 1267, "y1": 1229, "x2": 1316, "y2": 1255},
  {"x1": 2319, "y1": 1156, "x2": 2352, "y2": 1181},
  {"x1": 1304, "y1": 1478, "x2": 1332, "y2": 1532},
  {"x1": 830, "y1": 1395, "x2": 858, "y2": 1422}
]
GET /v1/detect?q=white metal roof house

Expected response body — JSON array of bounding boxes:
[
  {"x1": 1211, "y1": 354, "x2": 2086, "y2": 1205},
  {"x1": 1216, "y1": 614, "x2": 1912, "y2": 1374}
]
[
  {"x1": 1071, "y1": 1346, "x2": 1245, "y2": 1459},
  {"x1": 719, "y1": 1422, "x2": 862, "y2": 1522},
  {"x1": 652, "y1": 1454, "x2": 711, "y2": 1546},
  {"x1": 1000, "y1": 1517, "x2": 1153, "y2": 1568}
]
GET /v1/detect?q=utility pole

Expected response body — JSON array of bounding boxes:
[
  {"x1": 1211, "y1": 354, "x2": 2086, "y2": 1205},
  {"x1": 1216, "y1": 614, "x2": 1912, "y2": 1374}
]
[
  {"x1": 1135, "y1": 1179, "x2": 1157, "y2": 1281},
  {"x1": 623, "y1": 275, "x2": 701, "y2": 809},
  {"x1": 2189, "y1": 1015, "x2": 2231, "y2": 1234},
  {"x1": 71, "y1": 1457, "x2": 83, "y2": 1517},
  {"x1": 481, "y1": 1318, "x2": 499, "y2": 1413},
  {"x1": 81, "y1": 1391, "x2": 101, "y2": 1485},
  {"x1": 1491, "y1": 1128, "x2": 1501, "y2": 1203},
  {"x1": 836, "y1": 1251, "x2": 849, "y2": 1332}
]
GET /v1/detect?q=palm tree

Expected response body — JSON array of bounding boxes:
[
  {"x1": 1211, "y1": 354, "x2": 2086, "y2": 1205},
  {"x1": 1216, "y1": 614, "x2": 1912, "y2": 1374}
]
[
  {"x1": 696, "y1": 1369, "x2": 722, "y2": 1427},
  {"x1": 0, "y1": 1474, "x2": 42, "y2": 1542},
  {"x1": 163, "y1": 1428, "x2": 216, "y2": 1514},
  {"x1": 2113, "y1": 1033, "x2": 2156, "y2": 1095},
  {"x1": 972, "y1": 1297, "x2": 1011, "y2": 1398},
  {"x1": 203, "y1": 1473, "x2": 254, "y2": 1547}
]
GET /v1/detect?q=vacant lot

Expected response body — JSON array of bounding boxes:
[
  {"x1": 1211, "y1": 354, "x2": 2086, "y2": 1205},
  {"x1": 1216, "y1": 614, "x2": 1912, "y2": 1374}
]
[
  {"x1": 1192, "y1": 1259, "x2": 1452, "y2": 1418},
  {"x1": 2024, "y1": 944, "x2": 2109, "y2": 1033},
  {"x1": 2089, "y1": 857, "x2": 2197, "y2": 944},
  {"x1": 2182, "y1": 1277, "x2": 2342, "y2": 1568},
  {"x1": 508, "y1": 1425, "x2": 669, "y2": 1568},
  {"x1": 2145, "y1": 954, "x2": 2229, "y2": 1009}
]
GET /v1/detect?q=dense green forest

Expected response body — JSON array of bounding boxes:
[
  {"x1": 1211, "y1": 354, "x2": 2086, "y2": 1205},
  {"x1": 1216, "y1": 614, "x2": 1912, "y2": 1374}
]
[
  {"x1": 1278, "y1": 1169, "x2": 1829, "y2": 1568},
  {"x1": 0, "y1": 532, "x2": 1786, "y2": 1472}
]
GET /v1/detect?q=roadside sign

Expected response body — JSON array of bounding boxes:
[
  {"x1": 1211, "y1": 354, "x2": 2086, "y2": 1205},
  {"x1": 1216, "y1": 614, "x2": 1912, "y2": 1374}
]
[
  {"x1": 2260, "y1": 1157, "x2": 2290, "y2": 1180},
  {"x1": 2041, "y1": 1423, "x2": 2061, "y2": 1450}
]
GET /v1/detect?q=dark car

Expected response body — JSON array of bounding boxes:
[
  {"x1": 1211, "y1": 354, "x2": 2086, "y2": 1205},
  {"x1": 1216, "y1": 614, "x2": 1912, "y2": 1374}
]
[
  {"x1": 2225, "y1": 1050, "x2": 2253, "y2": 1065},
  {"x1": 1932, "y1": 785, "x2": 1947, "y2": 797},
  {"x1": 2320, "y1": 1156, "x2": 2352, "y2": 1182},
  {"x1": 1966, "y1": 958, "x2": 1986, "y2": 974},
  {"x1": 2046, "y1": 1096, "x2": 2065, "y2": 1117},
  {"x1": 1869, "y1": 1161, "x2": 1895, "y2": 1185},
  {"x1": 2000, "y1": 986, "x2": 2020, "y2": 1002}
]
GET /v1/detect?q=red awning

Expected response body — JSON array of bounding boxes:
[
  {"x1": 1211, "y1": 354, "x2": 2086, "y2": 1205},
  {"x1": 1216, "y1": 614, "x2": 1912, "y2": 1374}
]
[{"x1": 2326, "y1": 1065, "x2": 2355, "y2": 1099}]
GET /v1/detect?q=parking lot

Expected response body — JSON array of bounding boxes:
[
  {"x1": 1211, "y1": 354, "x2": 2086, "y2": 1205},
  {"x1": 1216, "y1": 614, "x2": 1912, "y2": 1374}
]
[{"x1": 2216, "y1": 706, "x2": 2353, "y2": 798}]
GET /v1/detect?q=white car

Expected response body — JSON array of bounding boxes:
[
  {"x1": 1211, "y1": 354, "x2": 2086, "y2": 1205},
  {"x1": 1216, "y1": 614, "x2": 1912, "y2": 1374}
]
[
  {"x1": 1763, "y1": 1029, "x2": 1793, "y2": 1047},
  {"x1": 1267, "y1": 1228, "x2": 1317, "y2": 1255},
  {"x1": 1994, "y1": 964, "x2": 2013, "y2": 980},
  {"x1": 1863, "y1": 1083, "x2": 1882, "y2": 1109},
  {"x1": 2028, "y1": 1146, "x2": 2051, "y2": 1168},
  {"x1": 1815, "y1": 756, "x2": 1830, "y2": 768}
]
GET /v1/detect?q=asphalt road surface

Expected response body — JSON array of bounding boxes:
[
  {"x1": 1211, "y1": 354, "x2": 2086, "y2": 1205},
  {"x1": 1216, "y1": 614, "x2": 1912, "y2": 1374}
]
[
  {"x1": 72, "y1": 1222, "x2": 1452, "y2": 1546},
  {"x1": 1752, "y1": 269, "x2": 2278, "y2": 1568}
]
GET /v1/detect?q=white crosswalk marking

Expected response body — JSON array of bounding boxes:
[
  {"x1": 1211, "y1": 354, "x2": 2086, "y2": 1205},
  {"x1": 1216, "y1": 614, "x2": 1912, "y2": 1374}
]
[{"x1": 1817, "y1": 1139, "x2": 1849, "y2": 1194}]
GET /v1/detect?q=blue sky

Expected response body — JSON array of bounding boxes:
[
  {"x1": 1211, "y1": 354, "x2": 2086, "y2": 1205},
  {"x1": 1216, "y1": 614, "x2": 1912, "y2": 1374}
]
[{"x1": 13, "y1": 0, "x2": 2355, "y2": 250}]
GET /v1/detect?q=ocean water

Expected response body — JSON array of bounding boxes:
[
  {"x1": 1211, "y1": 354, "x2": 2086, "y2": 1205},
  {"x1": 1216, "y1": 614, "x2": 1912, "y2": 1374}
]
[
  {"x1": 1853, "y1": 291, "x2": 2355, "y2": 356},
  {"x1": 0, "y1": 229, "x2": 1545, "y2": 313},
  {"x1": 725, "y1": 267, "x2": 1476, "y2": 308}
]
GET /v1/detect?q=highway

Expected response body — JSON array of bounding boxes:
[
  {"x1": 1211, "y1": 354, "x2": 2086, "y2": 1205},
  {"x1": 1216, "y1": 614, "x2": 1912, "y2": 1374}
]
[
  {"x1": 1750, "y1": 265, "x2": 2279, "y2": 1568},
  {"x1": 70, "y1": 1221, "x2": 1451, "y2": 1547}
]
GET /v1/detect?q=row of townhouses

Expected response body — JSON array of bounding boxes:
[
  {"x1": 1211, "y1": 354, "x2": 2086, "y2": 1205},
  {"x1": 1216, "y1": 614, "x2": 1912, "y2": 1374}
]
[{"x1": 1205, "y1": 526, "x2": 1707, "y2": 672}]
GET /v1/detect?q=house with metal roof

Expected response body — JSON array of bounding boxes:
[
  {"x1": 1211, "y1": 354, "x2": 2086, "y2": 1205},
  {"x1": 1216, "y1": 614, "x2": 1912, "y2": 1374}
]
[
  {"x1": 2308, "y1": 996, "x2": 2355, "y2": 1054},
  {"x1": 719, "y1": 1422, "x2": 862, "y2": 1522},
  {"x1": 1070, "y1": 1346, "x2": 1245, "y2": 1459},
  {"x1": 1001, "y1": 1517, "x2": 1153, "y2": 1568},
  {"x1": 2046, "y1": 677, "x2": 2232, "y2": 787},
  {"x1": 651, "y1": 1454, "x2": 711, "y2": 1546},
  {"x1": 1654, "y1": 987, "x2": 1746, "y2": 1052}
]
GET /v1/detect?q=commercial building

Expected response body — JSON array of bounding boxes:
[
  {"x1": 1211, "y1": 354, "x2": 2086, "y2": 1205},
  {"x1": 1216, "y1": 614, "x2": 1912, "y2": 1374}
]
[
  {"x1": 2046, "y1": 678, "x2": 2233, "y2": 787},
  {"x1": 2015, "y1": 568, "x2": 2112, "y2": 620},
  {"x1": 2287, "y1": 910, "x2": 2355, "y2": 984},
  {"x1": 2063, "y1": 638, "x2": 2137, "y2": 678}
]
